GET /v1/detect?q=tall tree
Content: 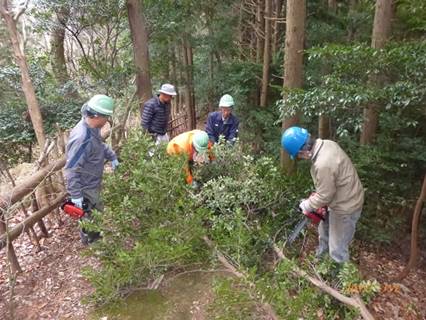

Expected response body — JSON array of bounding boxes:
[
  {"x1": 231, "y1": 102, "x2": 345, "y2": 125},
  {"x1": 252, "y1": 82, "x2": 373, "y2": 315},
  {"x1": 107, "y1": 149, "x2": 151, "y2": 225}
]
[
  {"x1": 360, "y1": 0, "x2": 394, "y2": 145},
  {"x1": 318, "y1": 0, "x2": 336, "y2": 139},
  {"x1": 271, "y1": 0, "x2": 283, "y2": 56},
  {"x1": 280, "y1": 0, "x2": 306, "y2": 173},
  {"x1": 0, "y1": 0, "x2": 46, "y2": 149},
  {"x1": 260, "y1": 0, "x2": 272, "y2": 107},
  {"x1": 50, "y1": 6, "x2": 70, "y2": 86},
  {"x1": 255, "y1": 0, "x2": 265, "y2": 63},
  {"x1": 127, "y1": 0, "x2": 152, "y2": 105}
]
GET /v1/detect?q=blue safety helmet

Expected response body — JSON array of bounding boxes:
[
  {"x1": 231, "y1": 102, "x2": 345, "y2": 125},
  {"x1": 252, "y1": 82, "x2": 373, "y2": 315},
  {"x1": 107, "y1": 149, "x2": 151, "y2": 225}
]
[{"x1": 281, "y1": 126, "x2": 310, "y2": 159}]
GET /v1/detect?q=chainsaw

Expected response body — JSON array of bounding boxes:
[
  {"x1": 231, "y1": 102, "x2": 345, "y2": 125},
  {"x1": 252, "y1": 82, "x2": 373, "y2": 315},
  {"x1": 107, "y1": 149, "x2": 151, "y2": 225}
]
[
  {"x1": 61, "y1": 199, "x2": 86, "y2": 220},
  {"x1": 286, "y1": 205, "x2": 328, "y2": 246}
]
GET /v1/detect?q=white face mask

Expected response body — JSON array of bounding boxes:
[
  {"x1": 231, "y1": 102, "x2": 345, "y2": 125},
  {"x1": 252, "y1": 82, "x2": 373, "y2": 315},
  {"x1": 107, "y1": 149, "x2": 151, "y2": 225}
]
[{"x1": 193, "y1": 152, "x2": 209, "y2": 165}]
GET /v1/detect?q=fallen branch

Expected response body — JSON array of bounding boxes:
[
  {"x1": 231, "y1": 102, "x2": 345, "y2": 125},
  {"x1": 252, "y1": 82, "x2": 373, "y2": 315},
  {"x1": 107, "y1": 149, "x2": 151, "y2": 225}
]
[
  {"x1": 203, "y1": 236, "x2": 279, "y2": 320},
  {"x1": 0, "y1": 193, "x2": 66, "y2": 250},
  {"x1": 272, "y1": 244, "x2": 374, "y2": 320}
]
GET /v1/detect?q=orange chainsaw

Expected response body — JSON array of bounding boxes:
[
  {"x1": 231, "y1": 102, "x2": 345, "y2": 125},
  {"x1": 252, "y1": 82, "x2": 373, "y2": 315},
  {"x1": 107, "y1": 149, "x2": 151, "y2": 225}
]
[{"x1": 61, "y1": 199, "x2": 86, "y2": 220}]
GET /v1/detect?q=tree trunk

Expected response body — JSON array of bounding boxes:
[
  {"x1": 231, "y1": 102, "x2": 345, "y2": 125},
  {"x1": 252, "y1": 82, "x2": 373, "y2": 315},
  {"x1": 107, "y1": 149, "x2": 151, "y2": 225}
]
[
  {"x1": 0, "y1": 2, "x2": 46, "y2": 149},
  {"x1": 360, "y1": 0, "x2": 393, "y2": 145},
  {"x1": 260, "y1": 0, "x2": 272, "y2": 107},
  {"x1": 280, "y1": 0, "x2": 306, "y2": 174},
  {"x1": 255, "y1": 0, "x2": 265, "y2": 64},
  {"x1": 318, "y1": 0, "x2": 335, "y2": 139},
  {"x1": 50, "y1": 7, "x2": 70, "y2": 85},
  {"x1": 328, "y1": 0, "x2": 337, "y2": 13},
  {"x1": 395, "y1": 174, "x2": 426, "y2": 280},
  {"x1": 272, "y1": 0, "x2": 283, "y2": 57},
  {"x1": 127, "y1": 0, "x2": 152, "y2": 105},
  {"x1": 181, "y1": 37, "x2": 196, "y2": 130}
]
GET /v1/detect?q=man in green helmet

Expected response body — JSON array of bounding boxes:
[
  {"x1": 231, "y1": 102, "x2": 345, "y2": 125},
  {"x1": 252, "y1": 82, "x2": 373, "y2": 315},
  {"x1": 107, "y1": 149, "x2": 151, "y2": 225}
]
[
  {"x1": 167, "y1": 130, "x2": 212, "y2": 186},
  {"x1": 64, "y1": 94, "x2": 119, "y2": 244}
]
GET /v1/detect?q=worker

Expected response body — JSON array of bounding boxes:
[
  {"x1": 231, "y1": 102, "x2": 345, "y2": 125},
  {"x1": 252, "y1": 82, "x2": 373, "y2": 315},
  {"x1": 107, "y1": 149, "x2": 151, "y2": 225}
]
[
  {"x1": 64, "y1": 94, "x2": 119, "y2": 244},
  {"x1": 167, "y1": 130, "x2": 211, "y2": 187},
  {"x1": 141, "y1": 83, "x2": 177, "y2": 144},
  {"x1": 281, "y1": 126, "x2": 364, "y2": 263},
  {"x1": 205, "y1": 94, "x2": 239, "y2": 144}
]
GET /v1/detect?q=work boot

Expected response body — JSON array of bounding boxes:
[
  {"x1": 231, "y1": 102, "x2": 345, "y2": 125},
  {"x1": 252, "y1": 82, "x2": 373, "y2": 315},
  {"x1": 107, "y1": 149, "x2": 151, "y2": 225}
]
[
  {"x1": 80, "y1": 230, "x2": 89, "y2": 245},
  {"x1": 87, "y1": 231, "x2": 102, "y2": 244}
]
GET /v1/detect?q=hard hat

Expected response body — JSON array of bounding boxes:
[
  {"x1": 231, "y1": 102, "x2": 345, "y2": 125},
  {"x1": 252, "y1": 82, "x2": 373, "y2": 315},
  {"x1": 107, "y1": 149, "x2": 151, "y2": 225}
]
[
  {"x1": 219, "y1": 94, "x2": 234, "y2": 108},
  {"x1": 86, "y1": 94, "x2": 115, "y2": 116},
  {"x1": 158, "y1": 83, "x2": 177, "y2": 96},
  {"x1": 281, "y1": 126, "x2": 310, "y2": 159},
  {"x1": 192, "y1": 131, "x2": 209, "y2": 153}
]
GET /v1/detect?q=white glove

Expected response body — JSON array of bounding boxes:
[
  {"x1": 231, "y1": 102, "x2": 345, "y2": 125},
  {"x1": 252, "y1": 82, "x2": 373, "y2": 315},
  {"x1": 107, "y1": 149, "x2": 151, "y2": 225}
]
[
  {"x1": 299, "y1": 199, "x2": 313, "y2": 213},
  {"x1": 72, "y1": 197, "x2": 84, "y2": 209},
  {"x1": 111, "y1": 159, "x2": 120, "y2": 170}
]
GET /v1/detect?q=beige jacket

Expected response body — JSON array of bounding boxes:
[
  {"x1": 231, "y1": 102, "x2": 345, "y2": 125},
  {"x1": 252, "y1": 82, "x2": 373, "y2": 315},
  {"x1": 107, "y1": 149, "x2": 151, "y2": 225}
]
[{"x1": 307, "y1": 139, "x2": 364, "y2": 215}]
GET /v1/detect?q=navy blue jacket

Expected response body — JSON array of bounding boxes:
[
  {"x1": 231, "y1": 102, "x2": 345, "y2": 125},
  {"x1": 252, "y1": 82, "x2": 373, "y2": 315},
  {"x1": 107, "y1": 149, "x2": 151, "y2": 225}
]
[
  {"x1": 140, "y1": 96, "x2": 171, "y2": 135},
  {"x1": 205, "y1": 111, "x2": 239, "y2": 143}
]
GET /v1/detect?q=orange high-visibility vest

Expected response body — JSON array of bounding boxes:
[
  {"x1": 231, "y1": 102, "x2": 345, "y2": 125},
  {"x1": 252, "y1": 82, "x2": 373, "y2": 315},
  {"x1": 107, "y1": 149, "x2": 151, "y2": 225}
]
[{"x1": 167, "y1": 130, "x2": 211, "y2": 184}]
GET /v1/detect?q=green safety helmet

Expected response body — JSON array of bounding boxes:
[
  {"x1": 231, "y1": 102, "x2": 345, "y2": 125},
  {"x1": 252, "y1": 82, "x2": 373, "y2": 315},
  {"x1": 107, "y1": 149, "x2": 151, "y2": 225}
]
[
  {"x1": 193, "y1": 131, "x2": 209, "y2": 153},
  {"x1": 86, "y1": 94, "x2": 115, "y2": 116},
  {"x1": 219, "y1": 94, "x2": 234, "y2": 108}
]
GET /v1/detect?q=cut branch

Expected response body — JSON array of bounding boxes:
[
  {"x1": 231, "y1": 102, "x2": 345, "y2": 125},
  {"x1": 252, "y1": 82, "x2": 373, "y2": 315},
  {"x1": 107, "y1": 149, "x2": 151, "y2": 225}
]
[{"x1": 272, "y1": 244, "x2": 375, "y2": 320}]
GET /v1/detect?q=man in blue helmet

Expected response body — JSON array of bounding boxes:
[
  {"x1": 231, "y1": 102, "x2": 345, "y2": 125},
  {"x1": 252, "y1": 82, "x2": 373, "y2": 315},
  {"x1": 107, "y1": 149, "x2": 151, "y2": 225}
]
[
  {"x1": 281, "y1": 126, "x2": 364, "y2": 263},
  {"x1": 64, "y1": 94, "x2": 119, "y2": 244}
]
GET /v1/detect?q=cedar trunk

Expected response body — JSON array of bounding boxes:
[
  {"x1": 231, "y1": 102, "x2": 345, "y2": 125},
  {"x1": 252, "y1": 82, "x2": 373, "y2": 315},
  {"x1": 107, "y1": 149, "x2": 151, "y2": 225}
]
[
  {"x1": 360, "y1": 0, "x2": 393, "y2": 145},
  {"x1": 127, "y1": 0, "x2": 152, "y2": 105},
  {"x1": 280, "y1": 0, "x2": 305, "y2": 174},
  {"x1": 260, "y1": 0, "x2": 272, "y2": 107}
]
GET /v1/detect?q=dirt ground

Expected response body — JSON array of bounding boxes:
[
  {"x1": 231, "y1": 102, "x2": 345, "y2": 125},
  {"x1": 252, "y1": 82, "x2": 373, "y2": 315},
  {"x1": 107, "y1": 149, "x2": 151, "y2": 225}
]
[{"x1": 1, "y1": 210, "x2": 426, "y2": 320}]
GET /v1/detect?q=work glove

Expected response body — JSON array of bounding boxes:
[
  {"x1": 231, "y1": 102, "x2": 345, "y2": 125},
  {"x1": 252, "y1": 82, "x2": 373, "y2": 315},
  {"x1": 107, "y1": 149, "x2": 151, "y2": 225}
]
[
  {"x1": 111, "y1": 159, "x2": 120, "y2": 170},
  {"x1": 299, "y1": 199, "x2": 313, "y2": 213},
  {"x1": 191, "y1": 180, "x2": 200, "y2": 190},
  {"x1": 71, "y1": 197, "x2": 84, "y2": 209}
]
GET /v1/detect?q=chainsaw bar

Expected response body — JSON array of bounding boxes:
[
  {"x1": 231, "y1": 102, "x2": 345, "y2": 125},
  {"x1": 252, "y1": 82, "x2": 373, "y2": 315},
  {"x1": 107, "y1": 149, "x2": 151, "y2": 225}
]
[{"x1": 286, "y1": 216, "x2": 309, "y2": 245}]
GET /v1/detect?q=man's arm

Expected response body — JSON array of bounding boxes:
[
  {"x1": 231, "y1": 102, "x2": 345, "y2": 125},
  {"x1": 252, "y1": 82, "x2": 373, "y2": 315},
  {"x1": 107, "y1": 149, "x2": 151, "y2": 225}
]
[
  {"x1": 227, "y1": 117, "x2": 239, "y2": 143},
  {"x1": 308, "y1": 166, "x2": 336, "y2": 209}
]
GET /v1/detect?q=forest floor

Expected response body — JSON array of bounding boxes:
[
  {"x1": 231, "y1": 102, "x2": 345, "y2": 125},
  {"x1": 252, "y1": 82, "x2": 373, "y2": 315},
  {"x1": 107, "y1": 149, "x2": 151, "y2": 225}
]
[{"x1": 1, "y1": 210, "x2": 425, "y2": 320}]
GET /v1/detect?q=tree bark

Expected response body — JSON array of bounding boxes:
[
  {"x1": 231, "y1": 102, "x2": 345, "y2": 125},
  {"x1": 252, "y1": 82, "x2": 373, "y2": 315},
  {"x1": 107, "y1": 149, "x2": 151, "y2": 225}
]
[
  {"x1": 360, "y1": 0, "x2": 393, "y2": 145},
  {"x1": 50, "y1": 7, "x2": 70, "y2": 85},
  {"x1": 280, "y1": 0, "x2": 305, "y2": 174},
  {"x1": 0, "y1": 1, "x2": 46, "y2": 149},
  {"x1": 255, "y1": 0, "x2": 265, "y2": 64},
  {"x1": 182, "y1": 36, "x2": 196, "y2": 130},
  {"x1": 260, "y1": 0, "x2": 272, "y2": 107},
  {"x1": 127, "y1": 0, "x2": 152, "y2": 106},
  {"x1": 272, "y1": 0, "x2": 283, "y2": 57},
  {"x1": 328, "y1": 0, "x2": 337, "y2": 13}
]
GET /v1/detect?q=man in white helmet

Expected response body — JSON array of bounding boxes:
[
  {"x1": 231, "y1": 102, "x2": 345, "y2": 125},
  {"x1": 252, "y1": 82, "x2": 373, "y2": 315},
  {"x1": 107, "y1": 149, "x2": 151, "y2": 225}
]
[
  {"x1": 141, "y1": 83, "x2": 177, "y2": 144},
  {"x1": 64, "y1": 94, "x2": 119, "y2": 244},
  {"x1": 205, "y1": 94, "x2": 240, "y2": 144}
]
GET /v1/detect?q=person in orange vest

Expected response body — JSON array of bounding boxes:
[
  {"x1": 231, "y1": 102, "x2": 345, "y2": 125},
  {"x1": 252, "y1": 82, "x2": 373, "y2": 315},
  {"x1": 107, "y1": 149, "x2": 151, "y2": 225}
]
[{"x1": 167, "y1": 130, "x2": 211, "y2": 186}]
